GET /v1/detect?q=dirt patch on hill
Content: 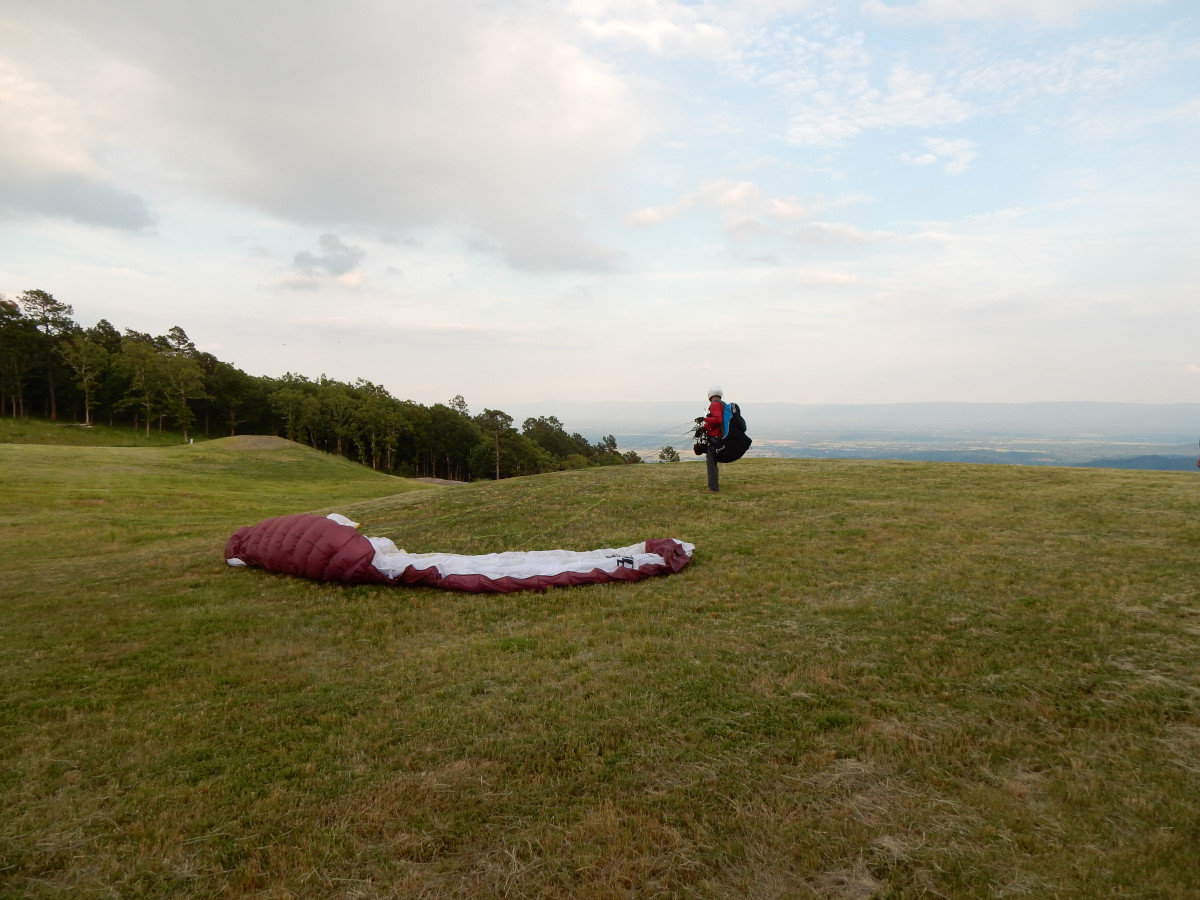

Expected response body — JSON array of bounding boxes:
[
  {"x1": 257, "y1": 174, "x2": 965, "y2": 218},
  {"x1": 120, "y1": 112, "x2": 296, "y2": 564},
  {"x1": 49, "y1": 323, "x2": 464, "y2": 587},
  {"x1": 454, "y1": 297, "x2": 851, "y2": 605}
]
[{"x1": 412, "y1": 477, "x2": 465, "y2": 486}]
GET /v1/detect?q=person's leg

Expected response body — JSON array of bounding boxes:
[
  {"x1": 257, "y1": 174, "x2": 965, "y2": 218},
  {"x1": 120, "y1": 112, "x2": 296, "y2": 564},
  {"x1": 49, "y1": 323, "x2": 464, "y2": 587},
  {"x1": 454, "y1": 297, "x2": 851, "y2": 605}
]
[{"x1": 706, "y1": 442, "x2": 719, "y2": 492}]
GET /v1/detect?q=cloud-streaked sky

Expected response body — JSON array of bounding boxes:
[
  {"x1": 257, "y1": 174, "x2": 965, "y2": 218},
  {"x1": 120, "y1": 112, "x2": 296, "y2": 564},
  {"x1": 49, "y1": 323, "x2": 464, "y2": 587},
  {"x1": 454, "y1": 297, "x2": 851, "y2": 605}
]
[{"x1": 2, "y1": 0, "x2": 1197, "y2": 406}]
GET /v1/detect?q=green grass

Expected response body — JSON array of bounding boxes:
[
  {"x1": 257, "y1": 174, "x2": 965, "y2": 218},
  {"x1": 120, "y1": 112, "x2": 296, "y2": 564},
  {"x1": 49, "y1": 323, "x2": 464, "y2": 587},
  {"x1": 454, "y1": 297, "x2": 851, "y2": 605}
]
[
  {"x1": 1, "y1": 440, "x2": 1198, "y2": 898},
  {"x1": 0, "y1": 416, "x2": 204, "y2": 448}
]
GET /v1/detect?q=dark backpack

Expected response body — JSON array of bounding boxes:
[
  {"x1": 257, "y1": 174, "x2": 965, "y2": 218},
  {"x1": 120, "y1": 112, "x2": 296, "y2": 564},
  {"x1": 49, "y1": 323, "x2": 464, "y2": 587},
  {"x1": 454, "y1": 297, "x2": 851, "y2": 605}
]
[
  {"x1": 714, "y1": 401, "x2": 752, "y2": 462},
  {"x1": 694, "y1": 401, "x2": 752, "y2": 463}
]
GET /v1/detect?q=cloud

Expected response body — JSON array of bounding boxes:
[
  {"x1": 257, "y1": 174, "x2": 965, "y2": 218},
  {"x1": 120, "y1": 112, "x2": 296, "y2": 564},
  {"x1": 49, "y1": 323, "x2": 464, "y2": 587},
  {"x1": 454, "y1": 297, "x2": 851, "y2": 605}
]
[
  {"x1": 904, "y1": 137, "x2": 978, "y2": 174},
  {"x1": 788, "y1": 222, "x2": 898, "y2": 244},
  {"x1": 631, "y1": 182, "x2": 896, "y2": 245},
  {"x1": 475, "y1": 206, "x2": 625, "y2": 271},
  {"x1": 0, "y1": 43, "x2": 156, "y2": 230},
  {"x1": 0, "y1": 169, "x2": 156, "y2": 230},
  {"x1": 631, "y1": 179, "x2": 808, "y2": 238},
  {"x1": 965, "y1": 197, "x2": 1085, "y2": 222},
  {"x1": 292, "y1": 234, "x2": 365, "y2": 278},
  {"x1": 1070, "y1": 94, "x2": 1200, "y2": 138},
  {"x1": 861, "y1": 0, "x2": 1150, "y2": 26},
  {"x1": 903, "y1": 152, "x2": 939, "y2": 166},
  {"x1": 570, "y1": 0, "x2": 818, "y2": 59},
  {"x1": 572, "y1": 0, "x2": 734, "y2": 58},
  {"x1": 754, "y1": 13, "x2": 1187, "y2": 148},
  {"x1": 0, "y1": 2, "x2": 653, "y2": 270},
  {"x1": 279, "y1": 234, "x2": 365, "y2": 291},
  {"x1": 783, "y1": 60, "x2": 974, "y2": 146},
  {"x1": 955, "y1": 34, "x2": 1179, "y2": 104},
  {"x1": 794, "y1": 268, "x2": 860, "y2": 285}
]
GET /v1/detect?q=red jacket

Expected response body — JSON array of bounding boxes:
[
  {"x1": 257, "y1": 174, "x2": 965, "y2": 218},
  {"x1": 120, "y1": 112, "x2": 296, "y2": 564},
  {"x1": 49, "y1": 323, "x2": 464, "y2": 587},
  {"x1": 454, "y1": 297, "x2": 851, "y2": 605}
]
[{"x1": 702, "y1": 399, "x2": 725, "y2": 438}]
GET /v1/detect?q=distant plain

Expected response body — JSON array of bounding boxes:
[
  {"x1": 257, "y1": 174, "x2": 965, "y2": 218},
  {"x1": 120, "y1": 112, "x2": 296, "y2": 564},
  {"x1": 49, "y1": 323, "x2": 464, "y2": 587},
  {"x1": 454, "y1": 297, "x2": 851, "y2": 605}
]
[{"x1": 509, "y1": 401, "x2": 1200, "y2": 469}]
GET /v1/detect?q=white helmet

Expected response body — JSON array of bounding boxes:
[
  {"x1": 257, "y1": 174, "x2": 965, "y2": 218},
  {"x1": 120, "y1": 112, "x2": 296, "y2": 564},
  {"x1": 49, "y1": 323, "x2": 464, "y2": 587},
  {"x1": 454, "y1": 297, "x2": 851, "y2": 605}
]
[{"x1": 707, "y1": 385, "x2": 723, "y2": 399}]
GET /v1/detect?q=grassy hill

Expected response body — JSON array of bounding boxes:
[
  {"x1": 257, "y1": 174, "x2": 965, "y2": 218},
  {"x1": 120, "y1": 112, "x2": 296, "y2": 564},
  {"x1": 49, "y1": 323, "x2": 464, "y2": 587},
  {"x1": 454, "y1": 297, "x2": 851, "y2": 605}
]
[
  {"x1": 0, "y1": 416, "x2": 208, "y2": 448},
  {"x1": 1, "y1": 438, "x2": 1198, "y2": 898}
]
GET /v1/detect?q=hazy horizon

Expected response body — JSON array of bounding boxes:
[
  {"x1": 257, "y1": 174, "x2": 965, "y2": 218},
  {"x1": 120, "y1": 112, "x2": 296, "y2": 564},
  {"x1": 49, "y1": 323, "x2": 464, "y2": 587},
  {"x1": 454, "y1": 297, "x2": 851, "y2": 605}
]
[{"x1": 507, "y1": 399, "x2": 1200, "y2": 436}]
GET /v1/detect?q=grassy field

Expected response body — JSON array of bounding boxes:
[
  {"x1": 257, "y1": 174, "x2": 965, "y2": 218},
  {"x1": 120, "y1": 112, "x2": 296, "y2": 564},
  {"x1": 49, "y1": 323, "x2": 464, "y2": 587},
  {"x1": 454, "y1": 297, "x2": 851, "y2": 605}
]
[
  {"x1": 0, "y1": 416, "x2": 208, "y2": 448},
  {"x1": 1, "y1": 435, "x2": 1198, "y2": 898}
]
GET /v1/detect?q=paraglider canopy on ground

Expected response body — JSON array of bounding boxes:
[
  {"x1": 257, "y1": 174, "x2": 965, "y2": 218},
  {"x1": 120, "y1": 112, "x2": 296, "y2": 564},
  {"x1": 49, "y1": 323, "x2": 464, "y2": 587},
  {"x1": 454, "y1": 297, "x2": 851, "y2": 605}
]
[{"x1": 225, "y1": 513, "x2": 694, "y2": 593}]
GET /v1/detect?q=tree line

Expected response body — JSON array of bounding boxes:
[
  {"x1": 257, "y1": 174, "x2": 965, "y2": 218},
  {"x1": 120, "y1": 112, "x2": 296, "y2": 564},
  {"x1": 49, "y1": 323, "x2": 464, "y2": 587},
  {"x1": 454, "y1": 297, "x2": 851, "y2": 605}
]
[{"x1": 0, "y1": 289, "x2": 643, "y2": 480}]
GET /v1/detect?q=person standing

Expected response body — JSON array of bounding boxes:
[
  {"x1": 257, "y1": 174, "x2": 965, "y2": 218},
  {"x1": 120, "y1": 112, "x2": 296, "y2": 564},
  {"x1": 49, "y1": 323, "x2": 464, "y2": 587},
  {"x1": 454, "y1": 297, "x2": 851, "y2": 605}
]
[{"x1": 698, "y1": 386, "x2": 725, "y2": 493}]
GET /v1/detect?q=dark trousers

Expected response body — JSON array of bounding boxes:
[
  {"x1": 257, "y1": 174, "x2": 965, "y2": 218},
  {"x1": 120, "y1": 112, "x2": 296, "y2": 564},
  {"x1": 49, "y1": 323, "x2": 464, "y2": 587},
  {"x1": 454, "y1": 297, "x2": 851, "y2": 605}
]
[{"x1": 706, "y1": 442, "x2": 719, "y2": 491}]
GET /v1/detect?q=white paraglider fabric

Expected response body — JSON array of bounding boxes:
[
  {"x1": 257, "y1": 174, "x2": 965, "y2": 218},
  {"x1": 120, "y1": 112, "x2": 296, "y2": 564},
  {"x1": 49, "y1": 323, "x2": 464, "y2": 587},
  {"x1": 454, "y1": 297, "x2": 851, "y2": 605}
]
[{"x1": 365, "y1": 537, "x2": 692, "y2": 581}]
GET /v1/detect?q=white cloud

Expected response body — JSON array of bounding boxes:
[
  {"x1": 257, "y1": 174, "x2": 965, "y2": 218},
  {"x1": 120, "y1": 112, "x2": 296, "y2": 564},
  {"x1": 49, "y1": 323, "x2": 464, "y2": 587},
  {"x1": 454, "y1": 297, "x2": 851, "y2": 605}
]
[
  {"x1": 788, "y1": 222, "x2": 898, "y2": 244},
  {"x1": 0, "y1": 38, "x2": 157, "y2": 229},
  {"x1": 965, "y1": 197, "x2": 1086, "y2": 222},
  {"x1": 572, "y1": 0, "x2": 734, "y2": 57},
  {"x1": 794, "y1": 268, "x2": 860, "y2": 285},
  {"x1": 903, "y1": 152, "x2": 939, "y2": 166},
  {"x1": 861, "y1": 0, "x2": 1156, "y2": 26},
  {"x1": 922, "y1": 137, "x2": 978, "y2": 174},
  {"x1": 0, "y1": 3, "x2": 653, "y2": 270},
  {"x1": 761, "y1": 15, "x2": 1190, "y2": 148},
  {"x1": 631, "y1": 179, "x2": 809, "y2": 235},
  {"x1": 570, "y1": 0, "x2": 817, "y2": 58},
  {"x1": 955, "y1": 34, "x2": 1180, "y2": 106},
  {"x1": 783, "y1": 58, "x2": 974, "y2": 145},
  {"x1": 1072, "y1": 94, "x2": 1200, "y2": 138}
]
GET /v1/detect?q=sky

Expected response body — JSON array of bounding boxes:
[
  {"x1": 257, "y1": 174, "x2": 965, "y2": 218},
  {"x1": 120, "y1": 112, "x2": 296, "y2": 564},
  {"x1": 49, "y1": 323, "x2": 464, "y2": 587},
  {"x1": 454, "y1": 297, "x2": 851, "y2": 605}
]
[{"x1": 1, "y1": 0, "x2": 1197, "y2": 408}]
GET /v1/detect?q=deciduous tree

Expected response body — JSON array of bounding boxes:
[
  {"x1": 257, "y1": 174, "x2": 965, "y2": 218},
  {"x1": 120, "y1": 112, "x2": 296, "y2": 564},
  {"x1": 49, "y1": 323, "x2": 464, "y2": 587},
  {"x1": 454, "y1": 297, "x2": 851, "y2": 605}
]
[
  {"x1": 17, "y1": 289, "x2": 74, "y2": 420},
  {"x1": 428, "y1": 403, "x2": 481, "y2": 481},
  {"x1": 57, "y1": 334, "x2": 109, "y2": 426},
  {"x1": 0, "y1": 297, "x2": 38, "y2": 418},
  {"x1": 117, "y1": 337, "x2": 164, "y2": 436},
  {"x1": 475, "y1": 409, "x2": 515, "y2": 480}
]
